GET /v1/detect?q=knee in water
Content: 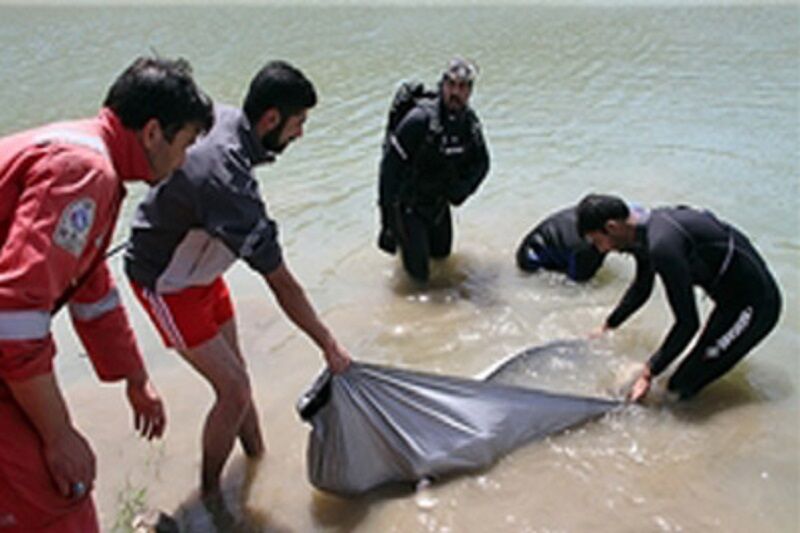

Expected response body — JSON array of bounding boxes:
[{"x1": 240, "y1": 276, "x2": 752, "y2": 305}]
[{"x1": 405, "y1": 259, "x2": 430, "y2": 283}]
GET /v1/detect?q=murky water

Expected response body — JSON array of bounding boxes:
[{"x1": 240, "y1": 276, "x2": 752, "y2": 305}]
[{"x1": 1, "y1": 3, "x2": 798, "y2": 532}]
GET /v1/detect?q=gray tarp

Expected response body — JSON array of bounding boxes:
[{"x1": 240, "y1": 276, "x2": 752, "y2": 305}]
[{"x1": 298, "y1": 343, "x2": 620, "y2": 496}]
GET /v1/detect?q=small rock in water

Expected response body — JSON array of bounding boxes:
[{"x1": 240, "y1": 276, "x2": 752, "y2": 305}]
[{"x1": 415, "y1": 478, "x2": 438, "y2": 510}]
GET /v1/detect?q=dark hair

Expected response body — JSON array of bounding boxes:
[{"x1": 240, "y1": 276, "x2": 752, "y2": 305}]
[
  {"x1": 103, "y1": 56, "x2": 214, "y2": 142},
  {"x1": 576, "y1": 193, "x2": 630, "y2": 237},
  {"x1": 243, "y1": 60, "x2": 317, "y2": 124}
]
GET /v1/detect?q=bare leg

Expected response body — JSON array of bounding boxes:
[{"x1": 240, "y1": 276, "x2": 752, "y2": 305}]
[
  {"x1": 177, "y1": 333, "x2": 253, "y2": 497},
  {"x1": 218, "y1": 319, "x2": 264, "y2": 458}
]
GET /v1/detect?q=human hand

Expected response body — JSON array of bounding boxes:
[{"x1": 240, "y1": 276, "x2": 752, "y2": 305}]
[
  {"x1": 43, "y1": 427, "x2": 96, "y2": 499},
  {"x1": 378, "y1": 227, "x2": 397, "y2": 254},
  {"x1": 627, "y1": 367, "x2": 652, "y2": 403},
  {"x1": 323, "y1": 339, "x2": 352, "y2": 374},
  {"x1": 446, "y1": 174, "x2": 469, "y2": 206},
  {"x1": 588, "y1": 323, "x2": 610, "y2": 339},
  {"x1": 126, "y1": 372, "x2": 166, "y2": 440}
]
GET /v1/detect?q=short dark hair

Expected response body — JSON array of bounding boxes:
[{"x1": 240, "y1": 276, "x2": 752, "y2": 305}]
[
  {"x1": 103, "y1": 56, "x2": 214, "y2": 142},
  {"x1": 243, "y1": 60, "x2": 317, "y2": 124},
  {"x1": 576, "y1": 193, "x2": 630, "y2": 237}
]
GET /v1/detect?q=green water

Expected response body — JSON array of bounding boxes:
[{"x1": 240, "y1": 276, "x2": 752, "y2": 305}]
[{"x1": 2, "y1": 4, "x2": 798, "y2": 532}]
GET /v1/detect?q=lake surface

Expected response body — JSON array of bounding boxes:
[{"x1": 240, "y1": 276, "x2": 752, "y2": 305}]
[{"x1": 1, "y1": 3, "x2": 798, "y2": 532}]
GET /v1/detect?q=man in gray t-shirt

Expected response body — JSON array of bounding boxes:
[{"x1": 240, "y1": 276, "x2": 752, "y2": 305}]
[{"x1": 124, "y1": 61, "x2": 351, "y2": 503}]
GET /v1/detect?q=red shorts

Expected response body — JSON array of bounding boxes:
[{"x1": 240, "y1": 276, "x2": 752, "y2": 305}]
[{"x1": 130, "y1": 278, "x2": 235, "y2": 350}]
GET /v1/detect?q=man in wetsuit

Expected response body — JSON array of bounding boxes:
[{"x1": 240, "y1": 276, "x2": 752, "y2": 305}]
[
  {"x1": 516, "y1": 205, "x2": 606, "y2": 282},
  {"x1": 576, "y1": 193, "x2": 781, "y2": 402},
  {"x1": 377, "y1": 57, "x2": 490, "y2": 282},
  {"x1": 124, "y1": 61, "x2": 351, "y2": 503},
  {"x1": 0, "y1": 57, "x2": 213, "y2": 532}
]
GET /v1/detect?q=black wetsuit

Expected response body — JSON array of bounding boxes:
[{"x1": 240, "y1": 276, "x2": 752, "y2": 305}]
[
  {"x1": 516, "y1": 206, "x2": 606, "y2": 282},
  {"x1": 378, "y1": 95, "x2": 489, "y2": 281},
  {"x1": 608, "y1": 206, "x2": 781, "y2": 398}
]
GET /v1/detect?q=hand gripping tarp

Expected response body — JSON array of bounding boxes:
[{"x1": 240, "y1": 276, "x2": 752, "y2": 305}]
[{"x1": 297, "y1": 343, "x2": 619, "y2": 496}]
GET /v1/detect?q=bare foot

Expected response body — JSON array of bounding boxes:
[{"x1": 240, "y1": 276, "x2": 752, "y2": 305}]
[{"x1": 202, "y1": 491, "x2": 237, "y2": 531}]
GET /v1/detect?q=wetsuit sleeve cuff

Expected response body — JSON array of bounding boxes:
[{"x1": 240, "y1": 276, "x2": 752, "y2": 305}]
[{"x1": 646, "y1": 355, "x2": 665, "y2": 377}]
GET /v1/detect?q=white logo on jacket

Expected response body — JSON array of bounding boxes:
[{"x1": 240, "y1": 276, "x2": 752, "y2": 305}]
[{"x1": 53, "y1": 197, "x2": 96, "y2": 256}]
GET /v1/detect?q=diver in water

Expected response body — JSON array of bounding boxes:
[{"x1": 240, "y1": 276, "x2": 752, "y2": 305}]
[
  {"x1": 576, "y1": 193, "x2": 781, "y2": 402},
  {"x1": 377, "y1": 57, "x2": 490, "y2": 282},
  {"x1": 516, "y1": 205, "x2": 606, "y2": 282}
]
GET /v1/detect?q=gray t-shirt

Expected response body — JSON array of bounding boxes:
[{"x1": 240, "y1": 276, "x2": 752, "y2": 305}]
[{"x1": 124, "y1": 105, "x2": 282, "y2": 293}]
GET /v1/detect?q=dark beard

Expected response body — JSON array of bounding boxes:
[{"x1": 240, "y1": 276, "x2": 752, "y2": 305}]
[
  {"x1": 260, "y1": 117, "x2": 288, "y2": 154},
  {"x1": 447, "y1": 96, "x2": 464, "y2": 110},
  {"x1": 443, "y1": 95, "x2": 468, "y2": 116}
]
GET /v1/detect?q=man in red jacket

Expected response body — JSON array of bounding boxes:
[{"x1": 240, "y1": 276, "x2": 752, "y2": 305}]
[{"x1": 0, "y1": 56, "x2": 214, "y2": 532}]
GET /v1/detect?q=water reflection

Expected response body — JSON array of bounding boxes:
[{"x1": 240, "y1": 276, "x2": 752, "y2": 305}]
[{"x1": 389, "y1": 253, "x2": 502, "y2": 308}]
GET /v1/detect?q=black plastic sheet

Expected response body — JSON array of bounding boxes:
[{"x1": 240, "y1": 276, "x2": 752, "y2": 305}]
[{"x1": 298, "y1": 344, "x2": 619, "y2": 496}]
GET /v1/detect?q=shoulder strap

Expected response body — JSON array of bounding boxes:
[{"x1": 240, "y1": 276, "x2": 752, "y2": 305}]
[{"x1": 416, "y1": 98, "x2": 442, "y2": 142}]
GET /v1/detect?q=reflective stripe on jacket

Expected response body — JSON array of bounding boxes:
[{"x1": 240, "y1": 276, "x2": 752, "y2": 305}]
[{"x1": 0, "y1": 108, "x2": 151, "y2": 384}]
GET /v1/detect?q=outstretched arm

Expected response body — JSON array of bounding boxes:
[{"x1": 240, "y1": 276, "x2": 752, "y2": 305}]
[
  {"x1": 264, "y1": 262, "x2": 351, "y2": 373},
  {"x1": 605, "y1": 251, "x2": 656, "y2": 330},
  {"x1": 627, "y1": 244, "x2": 699, "y2": 402},
  {"x1": 646, "y1": 245, "x2": 701, "y2": 377}
]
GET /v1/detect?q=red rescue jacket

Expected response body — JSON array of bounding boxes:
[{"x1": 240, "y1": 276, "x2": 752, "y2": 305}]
[{"x1": 0, "y1": 108, "x2": 153, "y2": 391}]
